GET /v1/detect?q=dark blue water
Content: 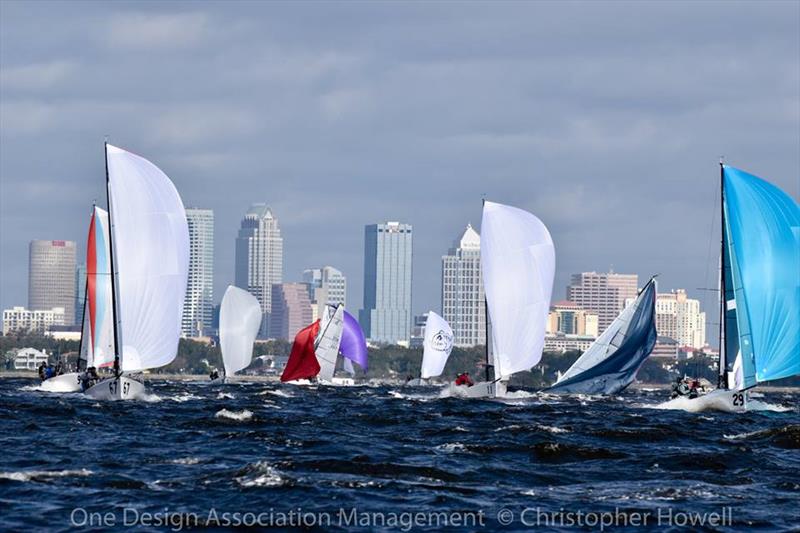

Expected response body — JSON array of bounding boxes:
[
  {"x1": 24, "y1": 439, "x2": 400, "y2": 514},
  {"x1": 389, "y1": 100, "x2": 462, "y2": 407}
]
[{"x1": 1, "y1": 378, "x2": 798, "y2": 532}]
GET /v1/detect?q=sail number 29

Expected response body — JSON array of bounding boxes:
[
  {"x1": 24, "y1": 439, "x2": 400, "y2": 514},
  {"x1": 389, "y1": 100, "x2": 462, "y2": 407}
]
[{"x1": 732, "y1": 393, "x2": 745, "y2": 407}]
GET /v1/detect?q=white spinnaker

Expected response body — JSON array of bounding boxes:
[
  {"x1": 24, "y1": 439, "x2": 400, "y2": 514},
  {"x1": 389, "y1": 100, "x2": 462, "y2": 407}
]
[
  {"x1": 106, "y1": 144, "x2": 189, "y2": 372},
  {"x1": 555, "y1": 283, "x2": 647, "y2": 384},
  {"x1": 421, "y1": 311, "x2": 454, "y2": 379},
  {"x1": 220, "y1": 285, "x2": 262, "y2": 376},
  {"x1": 481, "y1": 201, "x2": 555, "y2": 378},
  {"x1": 89, "y1": 207, "x2": 115, "y2": 368},
  {"x1": 315, "y1": 305, "x2": 344, "y2": 382}
]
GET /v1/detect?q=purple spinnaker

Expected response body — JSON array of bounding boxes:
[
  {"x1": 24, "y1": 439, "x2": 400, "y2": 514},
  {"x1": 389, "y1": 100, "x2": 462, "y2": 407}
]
[{"x1": 340, "y1": 310, "x2": 368, "y2": 370}]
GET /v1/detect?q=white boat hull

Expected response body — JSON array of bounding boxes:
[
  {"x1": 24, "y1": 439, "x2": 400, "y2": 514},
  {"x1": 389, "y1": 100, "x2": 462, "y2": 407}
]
[
  {"x1": 39, "y1": 372, "x2": 83, "y2": 393},
  {"x1": 448, "y1": 380, "x2": 507, "y2": 398},
  {"x1": 328, "y1": 377, "x2": 356, "y2": 387},
  {"x1": 84, "y1": 376, "x2": 145, "y2": 400},
  {"x1": 661, "y1": 388, "x2": 748, "y2": 413}
]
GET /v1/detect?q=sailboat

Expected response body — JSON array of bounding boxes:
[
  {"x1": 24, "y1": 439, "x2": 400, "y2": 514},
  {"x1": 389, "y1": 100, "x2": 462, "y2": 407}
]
[
  {"x1": 216, "y1": 285, "x2": 262, "y2": 383},
  {"x1": 547, "y1": 277, "x2": 657, "y2": 395},
  {"x1": 83, "y1": 143, "x2": 190, "y2": 400},
  {"x1": 40, "y1": 206, "x2": 115, "y2": 393},
  {"x1": 677, "y1": 163, "x2": 799, "y2": 412},
  {"x1": 406, "y1": 311, "x2": 454, "y2": 386},
  {"x1": 451, "y1": 200, "x2": 555, "y2": 398},
  {"x1": 280, "y1": 305, "x2": 368, "y2": 385}
]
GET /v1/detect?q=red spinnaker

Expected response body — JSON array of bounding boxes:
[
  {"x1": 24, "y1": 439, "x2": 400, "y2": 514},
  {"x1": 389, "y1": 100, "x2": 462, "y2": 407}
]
[{"x1": 280, "y1": 320, "x2": 321, "y2": 382}]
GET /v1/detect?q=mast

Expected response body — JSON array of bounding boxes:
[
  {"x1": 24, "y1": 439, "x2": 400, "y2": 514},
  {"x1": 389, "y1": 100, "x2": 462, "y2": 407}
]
[
  {"x1": 481, "y1": 198, "x2": 492, "y2": 382},
  {"x1": 717, "y1": 159, "x2": 728, "y2": 390},
  {"x1": 105, "y1": 142, "x2": 122, "y2": 377}
]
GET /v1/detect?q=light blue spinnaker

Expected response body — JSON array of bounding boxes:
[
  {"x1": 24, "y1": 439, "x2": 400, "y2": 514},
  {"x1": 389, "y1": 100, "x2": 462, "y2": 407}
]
[{"x1": 723, "y1": 166, "x2": 800, "y2": 388}]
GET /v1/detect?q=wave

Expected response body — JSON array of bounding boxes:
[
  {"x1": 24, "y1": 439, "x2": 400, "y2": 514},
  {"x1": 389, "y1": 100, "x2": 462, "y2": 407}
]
[
  {"x1": 234, "y1": 461, "x2": 285, "y2": 488},
  {"x1": 215, "y1": 409, "x2": 253, "y2": 422},
  {"x1": 724, "y1": 425, "x2": 800, "y2": 449},
  {"x1": 216, "y1": 392, "x2": 235, "y2": 400},
  {"x1": 260, "y1": 389, "x2": 294, "y2": 398},
  {"x1": 650, "y1": 390, "x2": 792, "y2": 413},
  {"x1": 0, "y1": 469, "x2": 93, "y2": 483}
]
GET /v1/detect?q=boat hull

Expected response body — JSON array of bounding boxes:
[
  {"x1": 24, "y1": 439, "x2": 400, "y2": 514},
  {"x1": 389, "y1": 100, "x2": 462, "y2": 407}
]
[
  {"x1": 84, "y1": 376, "x2": 145, "y2": 400},
  {"x1": 449, "y1": 380, "x2": 507, "y2": 398},
  {"x1": 661, "y1": 388, "x2": 748, "y2": 413},
  {"x1": 39, "y1": 372, "x2": 83, "y2": 393}
]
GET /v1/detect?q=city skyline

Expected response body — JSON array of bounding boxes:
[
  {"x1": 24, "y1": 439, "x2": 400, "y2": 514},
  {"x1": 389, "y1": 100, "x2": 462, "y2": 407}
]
[{"x1": 1, "y1": 2, "x2": 798, "y2": 340}]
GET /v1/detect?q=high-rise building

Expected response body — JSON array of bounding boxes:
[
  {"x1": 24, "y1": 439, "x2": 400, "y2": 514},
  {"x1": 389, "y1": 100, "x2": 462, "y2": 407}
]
[
  {"x1": 652, "y1": 289, "x2": 706, "y2": 349},
  {"x1": 441, "y1": 224, "x2": 485, "y2": 347},
  {"x1": 359, "y1": 221, "x2": 413, "y2": 344},
  {"x1": 2, "y1": 306, "x2": 66, "y2": 335},
  {"x1": 28, "y1": 240, "x2": 77, "y2": 326},
  {"x1": 75, "y1": 264, "x2": 86, "y2": 327},
  {"x1": 235, "y1": 204, "x2": 283, "y2": 337},
  {"x1": 546, "y1": 300, "x2": 599, "y2": 337},
  {"x1": 303, "y1": 266, "x2": 347, "y2": 321},
  {"x1": 269, "y1": 283, "x2": 313, "y2": 341},
  {"x1": 566, "y1": 271, "x2": 639, "y2": 332},
  {"x1": 182, "y1": 208, "x2": 214, "y2": 337}
]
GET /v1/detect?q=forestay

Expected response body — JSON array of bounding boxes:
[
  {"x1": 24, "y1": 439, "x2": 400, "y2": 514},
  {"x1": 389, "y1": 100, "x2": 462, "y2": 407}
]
[
  {"x1": 421, "y1": 311, "x2": 454, "y2": 379},
  {"x1": 723, "y1": 166, "x2": 800, "y2": 387},
  {"x1": 481, "y1": 201, "x2": 555, "y2": 378},
  {"x1": 106, "y1": 144, "x2": 189, "y2": 372},
  {"x1": 219, "y1": 285, "x2": 262, "y2": 376}
]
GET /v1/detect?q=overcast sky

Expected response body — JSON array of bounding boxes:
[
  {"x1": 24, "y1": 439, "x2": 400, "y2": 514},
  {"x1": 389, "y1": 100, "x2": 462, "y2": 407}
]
[{"x1": 1, "y1": 1, "x2": 798, "y2": 338}]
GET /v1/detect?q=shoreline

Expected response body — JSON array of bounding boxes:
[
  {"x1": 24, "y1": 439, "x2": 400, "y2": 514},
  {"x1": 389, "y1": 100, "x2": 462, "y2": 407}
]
[{"x1": 2, "y1": 371, "x2": 797, "y2": 393}]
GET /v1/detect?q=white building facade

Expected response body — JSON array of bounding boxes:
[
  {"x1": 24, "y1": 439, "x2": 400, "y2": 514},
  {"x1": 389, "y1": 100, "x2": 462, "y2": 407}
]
[
  {"x1": 2, "y1": 306, "x2": 66, "y2": 335},
  {"x1": 653, "y1": 289, "x2": 706, "y2": 349},
  {"x1": 303, "y1": 266, "x2": 347, "y2": 322},
  {"x1": 235, "y1": 204, "x2": 283, "y2": 337},
  {"x1": 441, "y1": 224, "x2": 485, "y2": 347},
  {"x1": 566, "y1": 271, "x2": 639, "y2": 332},
  {"x1": 182, "y1": 208, "x2": 215, "y2": 337}
]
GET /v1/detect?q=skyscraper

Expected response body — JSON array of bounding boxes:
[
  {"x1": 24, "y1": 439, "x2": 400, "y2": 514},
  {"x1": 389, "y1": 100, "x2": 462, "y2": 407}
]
[
  {"x1": 359, "y1": 221, "x2": 413, "y2": 344},
  {"x1": 441, "y1": 224, "x2": 485, "y2": 347},
  {"x1": 28, "y1": 240, "x2": 77, "y2": 325},
  {"x1": 269, "y1": 283, "x2": 313, "y2": 341},
  {"x1": 566, "y1": 271, "x2": 639, "y2": 331},
  {"x1": 652, "y1": 289, "x2": 706, "y2": 349},
  {"x1": 182, "y1": 208, "x2": 214, "y2": 337},
  {"x1": 235, "y1": 204, "x2": 283, "y2": 337},
  {"x1": 303, "y1": 266, "x2": 347, "y2": 321}
]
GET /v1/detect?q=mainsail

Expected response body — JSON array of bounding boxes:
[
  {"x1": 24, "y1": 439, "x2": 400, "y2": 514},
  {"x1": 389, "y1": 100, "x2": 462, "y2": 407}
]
[
  {"x1": 420, "y1": 311, "x2": 454, "y2": 379},
  {"x1": 315, "y1": 305, "x2": 345, "y2": 382},
  {"x1": 481, "y1": 201, "x2": 555, "y2": 378},
  {"x1": 340, "y1": 309, "x2": 368, "y2": 370},
  {"x1": 549, "y1": 277, "x2": 657, "y2": 394},
  {"x1": 80, "y1": 206, "x2": 115, "y2": 369},
  {"x1": 281, "y1": 321, "x2": 321, "y2": 382},
  {"x1": 106, "y1": 144, "x2": 190, "y2": 373},
  {"x1": 219, "y1": 285, "x2": 262, "y2": 377},
  {"x1": 722, "y1": 165, "x2": 800, "y2": 388}
]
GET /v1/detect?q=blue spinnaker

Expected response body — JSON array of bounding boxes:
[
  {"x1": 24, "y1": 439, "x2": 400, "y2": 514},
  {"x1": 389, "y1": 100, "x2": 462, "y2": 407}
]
[
  {"x1": 723, "y1": 166, "x2": 800, "y2": 387},
  {"x1": 548, "y1": 278, "x2": 657, "y2": 395}
]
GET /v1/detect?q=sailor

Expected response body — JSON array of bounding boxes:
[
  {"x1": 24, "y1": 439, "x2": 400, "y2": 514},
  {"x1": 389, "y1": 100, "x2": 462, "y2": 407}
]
[
  {"x1": 55, "y1": 361, "x2": 63, "y2": 375},
  {"x1": 455, "y1": 372, "x2": 474, "y2": 387},
  {"x1": 209, "y1": 369, "x2": 219, "y2": 381},
  {"x1": 670, "y1": 376, "x2": 691, "y2": 398},
  {"x1": 38, "y1": 362, "x2": 47, "y2": 381},
  {"x1": 80, "y1": 367, "x2": 99, "y2": 391}
]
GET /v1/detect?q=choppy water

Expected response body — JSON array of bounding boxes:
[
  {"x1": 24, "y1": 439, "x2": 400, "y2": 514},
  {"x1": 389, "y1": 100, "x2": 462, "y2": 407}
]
[{"x1": 1, "y1": 378, "x2": 798, "y2": 531}]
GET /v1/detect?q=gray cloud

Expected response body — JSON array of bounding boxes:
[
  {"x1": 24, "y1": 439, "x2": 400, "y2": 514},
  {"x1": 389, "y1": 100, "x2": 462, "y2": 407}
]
[{"x1": 1, "y1": 1, "x2": 798, "y2": 341}]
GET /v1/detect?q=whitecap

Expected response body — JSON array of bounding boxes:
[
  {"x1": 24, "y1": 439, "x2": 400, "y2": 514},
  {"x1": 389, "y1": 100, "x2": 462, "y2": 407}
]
[
  {"x1": 215, "y1": 409, "x2": 253, "y2": 421},
  {"x1": 235, "y1": 461, "x2": 284, "y2": 488},
  {"x1": 170, "y1": 457, "x2": 201, "y2": 465},
  {"x1": 216, "y1": 392, "x2": 235, "y2": 400},
  {"x1": 0, "y1": 469, "x2": 93, "y2": 482},
  {"x1": 435, "y1": 442, "x2": 469, "y2": 453}
]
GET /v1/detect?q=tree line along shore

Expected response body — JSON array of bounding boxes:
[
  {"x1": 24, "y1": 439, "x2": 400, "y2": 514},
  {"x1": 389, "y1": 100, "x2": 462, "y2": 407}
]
[{"x1": 3, "y1": 333, "x2": 799, "y2": 388}]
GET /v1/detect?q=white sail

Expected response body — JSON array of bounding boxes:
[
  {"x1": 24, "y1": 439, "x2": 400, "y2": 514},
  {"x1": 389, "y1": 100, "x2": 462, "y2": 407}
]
[
  {"x1": 220, "y1": 285, "x2": 262, "y2": 377},
  {"x1": 315, "y1": 304, "x2": 344, "y2": 382},
  {"x1": 421, "y1": 311, "x2": 454, "y2": 379},
  {"x1": 106, "y1": 144, "x2": 190, "y2": 372},
  {"x1": 481, "y1": 201, "x2": 555, "y2": 378},
  {"x1": 343, "y1": 357, "x2": 355, "y2": 376}
]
